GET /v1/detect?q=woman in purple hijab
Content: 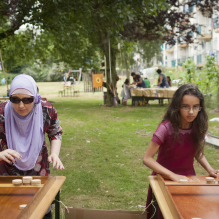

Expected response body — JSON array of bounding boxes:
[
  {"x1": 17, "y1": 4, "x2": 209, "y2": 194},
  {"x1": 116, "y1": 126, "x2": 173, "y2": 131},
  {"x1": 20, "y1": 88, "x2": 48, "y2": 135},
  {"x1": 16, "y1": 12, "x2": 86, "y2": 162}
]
[
  {"x1": 0, "y1": 74, "x2": 64, "y2": 176},
  {"x1": 0, "y1": 75, "x2": 64, "y2": 218}
]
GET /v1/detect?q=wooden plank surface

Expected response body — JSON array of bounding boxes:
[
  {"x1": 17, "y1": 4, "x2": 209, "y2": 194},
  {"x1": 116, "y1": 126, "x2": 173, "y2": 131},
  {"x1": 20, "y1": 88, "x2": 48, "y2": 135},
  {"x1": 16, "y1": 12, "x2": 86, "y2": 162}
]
[
  {"x1": 18, "y1": 176, "x2": 66, "y2": 219},
  {"x1": 148, "y1": 176, "x2": 182, "y2": 219},
  {"x1": 151, "y1": 175, "x2": 219, "y2": 219},
  {"x1": 166, "y1": 175, "x2": 219, "y2": 219},
  {"x1": 0, "y1": 184, "x2": 43, "y2": 188},
  {"x1": 0, "y1": 186, "x2": 40, "y2": 219},
  {"x1": 0, "y1": 176, "x2": 66, "y2": 219}
]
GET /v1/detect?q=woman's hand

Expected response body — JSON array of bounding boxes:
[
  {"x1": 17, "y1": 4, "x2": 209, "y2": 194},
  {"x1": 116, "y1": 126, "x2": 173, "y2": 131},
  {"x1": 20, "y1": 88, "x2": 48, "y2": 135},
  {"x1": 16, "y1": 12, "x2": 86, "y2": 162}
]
[
  {"x1": 48, "y1": 154, "x2": 64, "y2": 170},
  {"x1": 0, "y1": 149, "x2": 21, "y2": 165},
  {"x1": 169, "y1": 173, "x2": 190, "y2": 182}
]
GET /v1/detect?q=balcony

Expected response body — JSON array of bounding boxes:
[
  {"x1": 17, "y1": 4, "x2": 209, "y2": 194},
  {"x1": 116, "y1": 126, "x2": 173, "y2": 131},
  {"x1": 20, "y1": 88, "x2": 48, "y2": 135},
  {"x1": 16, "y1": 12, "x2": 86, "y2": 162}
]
[
  {"x1": 196, "y1": 26, "x2": 212, "y2": 40},
  {"x1": 178, "y1": 43, "x2": 188, "y2": 48},
  {"x1": 165, "y1": 46, "x2": 175, "y2": 53}
]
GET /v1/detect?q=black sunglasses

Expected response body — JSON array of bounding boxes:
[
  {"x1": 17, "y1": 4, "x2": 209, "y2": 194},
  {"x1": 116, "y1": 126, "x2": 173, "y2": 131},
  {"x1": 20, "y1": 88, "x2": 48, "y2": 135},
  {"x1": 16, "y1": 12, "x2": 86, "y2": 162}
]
[{"x1": 10, "y1": 96, "x2": 34, "y2": 104}]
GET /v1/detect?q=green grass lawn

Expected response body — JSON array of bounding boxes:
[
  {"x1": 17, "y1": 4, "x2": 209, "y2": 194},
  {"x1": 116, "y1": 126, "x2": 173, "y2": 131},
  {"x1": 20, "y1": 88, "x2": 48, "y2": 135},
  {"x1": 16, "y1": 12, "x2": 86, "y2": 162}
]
[
  {"x1": 47, "y1": 97, "x2": 219, "y2": 213},
  {"x1": 0, "y1": 81, "x2": 218, "y2": 213}
]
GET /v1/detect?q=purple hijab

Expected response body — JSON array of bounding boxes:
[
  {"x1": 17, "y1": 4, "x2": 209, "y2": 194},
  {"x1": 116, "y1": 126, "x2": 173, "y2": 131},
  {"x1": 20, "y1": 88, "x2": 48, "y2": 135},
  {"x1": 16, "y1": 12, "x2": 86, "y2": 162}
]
[{"x1": 5, "y1": 75, "x2": 44, "y2": 171}]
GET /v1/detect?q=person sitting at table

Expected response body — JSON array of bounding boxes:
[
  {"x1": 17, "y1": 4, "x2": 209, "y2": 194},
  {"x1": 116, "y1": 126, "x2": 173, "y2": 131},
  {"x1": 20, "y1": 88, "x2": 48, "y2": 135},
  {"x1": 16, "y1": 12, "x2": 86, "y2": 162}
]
[
  {"x1": 0, "y1": 75, "x2": 64, "y2": 219},
  {"x1": 121, "y1": 79, "x2": 132, "y2": 106},
  {"x1": 131, "y1": 72, "x2": 146, "y2": 88},
  {"x1": 144, "y1": 77, "x2": 150, "y2": 88},
  {"x1": 157, "y1": 69, "x2": 169, "y2": 88},
  {"x1": 167, "y1": 76, "x2": 172, "y2": 87}
]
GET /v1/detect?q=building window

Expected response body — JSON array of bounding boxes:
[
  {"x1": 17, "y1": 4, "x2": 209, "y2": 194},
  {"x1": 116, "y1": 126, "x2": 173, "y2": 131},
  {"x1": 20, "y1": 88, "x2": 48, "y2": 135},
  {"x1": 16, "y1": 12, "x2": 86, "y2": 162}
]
[{"x1": 213, "y1": 17, "x2": 219, "y2": 29}]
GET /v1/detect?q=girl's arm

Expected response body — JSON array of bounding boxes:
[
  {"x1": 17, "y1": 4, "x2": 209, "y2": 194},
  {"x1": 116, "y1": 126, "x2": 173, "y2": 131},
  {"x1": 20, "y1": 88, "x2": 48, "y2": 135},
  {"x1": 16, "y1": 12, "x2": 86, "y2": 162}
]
[
  {"x1": 143, "y1": 141, "x2": 189, "y2": 182},
  {"x1": 196, "y1": 155, "x2": 218, "y2": 177}
]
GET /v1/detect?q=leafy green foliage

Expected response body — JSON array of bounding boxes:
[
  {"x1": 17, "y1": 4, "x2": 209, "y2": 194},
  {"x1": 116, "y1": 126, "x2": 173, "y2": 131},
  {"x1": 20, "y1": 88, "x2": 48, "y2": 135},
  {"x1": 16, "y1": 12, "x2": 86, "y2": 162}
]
[{"x1": 183, "y1": 58, "x2": 196, "y2": 84}]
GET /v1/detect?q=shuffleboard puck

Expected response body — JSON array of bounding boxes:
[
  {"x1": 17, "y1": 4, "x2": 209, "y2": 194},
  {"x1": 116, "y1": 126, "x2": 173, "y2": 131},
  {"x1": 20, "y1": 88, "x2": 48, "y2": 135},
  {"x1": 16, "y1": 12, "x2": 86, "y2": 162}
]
[
  {"x1": 179, "y1": 179, "x2": 188, "y2": 184},
  {"x1": 19, "y1": 204, "x2": 27, "y2": 209},
  {"x1": 31, "y1": 179, "x2": 41, "y2": 186},
  {"x1": 23, "y1": 176, "x2": 33, "y2": 184},
  {"x1": 12, "y1": 179, "x2": 22, "y2": 186}
]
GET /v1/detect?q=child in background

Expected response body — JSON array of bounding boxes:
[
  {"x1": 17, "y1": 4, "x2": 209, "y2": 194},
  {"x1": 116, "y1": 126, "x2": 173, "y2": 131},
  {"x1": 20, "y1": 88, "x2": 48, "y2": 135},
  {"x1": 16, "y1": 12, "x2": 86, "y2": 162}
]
[
  {"x1": 121, "y1": 79, "x2": 131, "y2": 106},
  {"x1": 144, "y1": 78, "x2": 151, "y2": 88},
  {"x1": 143, "y1": 84, "x2": 218, "y2": 219},
  {"x1": 167, "y1": 76, "x2": 172, "y2": 87}
]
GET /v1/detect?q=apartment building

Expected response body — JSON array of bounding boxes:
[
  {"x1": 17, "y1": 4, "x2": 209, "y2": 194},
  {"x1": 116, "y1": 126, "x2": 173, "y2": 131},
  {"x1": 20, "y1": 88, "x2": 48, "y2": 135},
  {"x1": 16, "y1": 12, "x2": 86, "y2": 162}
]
[{"x1": 160, "y1": 1, "x2": 219, "y2": 67}]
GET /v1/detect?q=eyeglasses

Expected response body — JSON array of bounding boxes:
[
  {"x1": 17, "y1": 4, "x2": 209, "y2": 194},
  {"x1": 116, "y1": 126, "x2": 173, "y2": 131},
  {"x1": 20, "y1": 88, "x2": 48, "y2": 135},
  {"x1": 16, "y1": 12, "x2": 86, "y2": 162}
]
[
  {"x1": 10, "y1": 96, "x2": 34, "y2": 104},
  {"x1": 180, "y1": 106, "x2": 202, "y2": 112}
]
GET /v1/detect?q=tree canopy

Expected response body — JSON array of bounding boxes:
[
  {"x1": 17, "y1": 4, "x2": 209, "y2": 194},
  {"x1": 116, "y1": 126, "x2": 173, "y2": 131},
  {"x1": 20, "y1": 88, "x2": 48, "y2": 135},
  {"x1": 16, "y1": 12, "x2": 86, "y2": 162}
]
[{"x1": 1, "y1": 0, "x2": 219, "y2": 105}]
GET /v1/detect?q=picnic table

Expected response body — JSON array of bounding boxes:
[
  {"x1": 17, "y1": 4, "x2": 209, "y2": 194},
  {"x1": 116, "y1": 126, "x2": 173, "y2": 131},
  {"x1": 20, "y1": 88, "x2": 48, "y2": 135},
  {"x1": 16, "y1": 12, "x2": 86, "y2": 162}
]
[{"x1": 131, "y1": 88, "x2": 177, "y2": 106}]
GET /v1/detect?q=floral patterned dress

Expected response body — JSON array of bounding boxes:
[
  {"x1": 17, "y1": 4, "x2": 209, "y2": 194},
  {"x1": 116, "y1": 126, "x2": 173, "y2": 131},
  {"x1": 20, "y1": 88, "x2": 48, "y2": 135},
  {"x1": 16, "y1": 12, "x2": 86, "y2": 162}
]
[{"x1": 0, "y1": 100, "x2": 62, "y2": 176}]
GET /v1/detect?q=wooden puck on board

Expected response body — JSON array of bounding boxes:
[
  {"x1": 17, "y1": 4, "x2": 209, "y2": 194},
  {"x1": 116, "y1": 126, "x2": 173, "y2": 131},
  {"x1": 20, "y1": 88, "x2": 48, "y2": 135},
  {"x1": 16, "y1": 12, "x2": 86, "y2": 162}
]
[
  {"x1": 12, "y1": 179, "x2": 22, "y2": 186},
  {"x1": 23, "y1": 176, "x2": 33, "y2": 184},
  {"x1": 179, "y1": 179, "x2": 188, "y2": 184},
  {"x1": 19, "y1": 204, "x2": 27, "y2": 210},
  {"x1": 206, "y1": 177, "x2": 215, "y2": 184},
  {"x1": 31, "y1": 179, "x2": 41, "y2": 186}
]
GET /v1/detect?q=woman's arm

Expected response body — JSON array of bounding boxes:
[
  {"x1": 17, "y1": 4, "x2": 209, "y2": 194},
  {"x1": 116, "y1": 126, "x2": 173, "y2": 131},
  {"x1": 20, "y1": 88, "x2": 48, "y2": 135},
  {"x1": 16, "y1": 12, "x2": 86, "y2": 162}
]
[
  {"x1": 48, "y1": 140, "x2": 64, "y2": 170},
  {"x1": 136, "y1": 77, "x2": 143, "y2": 84},
  {"x1": 196, "y1": 155, "x2": 218, "y2": 177},
  {"x1": 143, "y1": 141, "x2": 189, "y2": 181}
]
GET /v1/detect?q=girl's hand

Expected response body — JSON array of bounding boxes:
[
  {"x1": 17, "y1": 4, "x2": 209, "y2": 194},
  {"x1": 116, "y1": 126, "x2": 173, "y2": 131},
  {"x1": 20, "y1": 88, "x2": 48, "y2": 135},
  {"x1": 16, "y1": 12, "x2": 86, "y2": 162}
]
[
  {"x1": 48, "y1": 154, "x2": 65, "y2": 170},
  {"x1": 169, "y1": 173, "x2": 190, "y2": 182},
  {"x1": 208, "y1": 169, "x2": 218, "y2": 178},
  {"x1": 0, "y1": 149, "x2": 21, "y2": 165}
]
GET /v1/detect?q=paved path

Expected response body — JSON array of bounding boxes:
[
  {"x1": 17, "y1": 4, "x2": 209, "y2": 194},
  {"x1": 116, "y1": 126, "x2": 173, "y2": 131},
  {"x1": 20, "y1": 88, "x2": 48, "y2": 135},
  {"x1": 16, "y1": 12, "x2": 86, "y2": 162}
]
[{"x1": 206, "y1": 135, "x2": 219, "y2": 147}]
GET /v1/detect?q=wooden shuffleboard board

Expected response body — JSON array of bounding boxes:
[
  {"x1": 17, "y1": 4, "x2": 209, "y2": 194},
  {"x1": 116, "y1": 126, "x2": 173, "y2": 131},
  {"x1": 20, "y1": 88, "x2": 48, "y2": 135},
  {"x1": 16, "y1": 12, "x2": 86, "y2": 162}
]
[
  {"x1": 149, "y1": 175, "x2": 219, "y2": 219},
  {"x1": 0, "y1": 175, "x2": 66, "y2": 219}
]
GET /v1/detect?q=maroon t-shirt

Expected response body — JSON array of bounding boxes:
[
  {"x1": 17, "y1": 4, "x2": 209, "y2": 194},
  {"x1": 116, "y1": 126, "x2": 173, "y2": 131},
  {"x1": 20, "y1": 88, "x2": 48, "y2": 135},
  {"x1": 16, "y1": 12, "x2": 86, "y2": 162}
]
[{"x1": 146, "y1": 120, "x2": 196, "y2": 219}]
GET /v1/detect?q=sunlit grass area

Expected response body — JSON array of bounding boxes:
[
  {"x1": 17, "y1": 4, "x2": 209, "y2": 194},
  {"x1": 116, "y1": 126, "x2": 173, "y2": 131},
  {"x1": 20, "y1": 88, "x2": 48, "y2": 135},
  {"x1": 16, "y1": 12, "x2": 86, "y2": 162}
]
[{"x1": 1, "y1": 81, "x2": 219, "y2": 212}]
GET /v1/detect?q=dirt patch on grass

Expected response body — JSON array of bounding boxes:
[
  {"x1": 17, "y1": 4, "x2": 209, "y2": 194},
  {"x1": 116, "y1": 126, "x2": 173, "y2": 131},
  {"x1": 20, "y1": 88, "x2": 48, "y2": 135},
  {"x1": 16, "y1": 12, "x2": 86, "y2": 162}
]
[
  {"x1": 135, "y1": 129, "x2": 151, "y2": 137},
  {"x1": 135, "y1": 129, "x2": 146, "y2": 134},
  {"x1": 209, "y1": 108, "x2": 219, "y2": 114},
  {"x1": 121, "y1": 107, "x2": 135, "y2": 112},
  {"x1": 213, "y1": 126, "x2": 219, "y2": 133},
  {"x1": 65, "y1": 119, "x2": 85, "y2": 126}
]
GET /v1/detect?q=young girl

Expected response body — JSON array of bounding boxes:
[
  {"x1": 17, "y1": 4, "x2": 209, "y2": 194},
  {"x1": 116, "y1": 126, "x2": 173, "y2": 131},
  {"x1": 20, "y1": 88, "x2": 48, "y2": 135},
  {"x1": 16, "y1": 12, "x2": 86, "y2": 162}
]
[
  {"x1": 167, "y1": 76, "x2": 172, "y2": 87},
  {"x1": 121, "y1": 79, "x2": 132, "y2": 106},
  {"x1": 143, "y1": 84, "x2": 218, "y2": 219}
]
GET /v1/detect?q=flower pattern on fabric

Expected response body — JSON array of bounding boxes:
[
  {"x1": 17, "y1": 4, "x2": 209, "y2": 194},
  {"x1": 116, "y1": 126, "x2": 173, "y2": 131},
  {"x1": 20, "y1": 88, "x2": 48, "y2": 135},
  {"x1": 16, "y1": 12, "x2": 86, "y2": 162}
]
[{"x1": 0, "y1": 100, "x2": 62, "y2": 176}]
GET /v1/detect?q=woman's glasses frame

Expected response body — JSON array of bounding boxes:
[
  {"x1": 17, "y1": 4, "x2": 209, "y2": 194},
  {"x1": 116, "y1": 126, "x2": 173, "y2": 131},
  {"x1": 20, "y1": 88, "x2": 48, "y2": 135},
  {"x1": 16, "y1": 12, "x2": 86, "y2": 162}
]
[{"x1": 10, "y1": 96, "x2": 34, "y2": 104}]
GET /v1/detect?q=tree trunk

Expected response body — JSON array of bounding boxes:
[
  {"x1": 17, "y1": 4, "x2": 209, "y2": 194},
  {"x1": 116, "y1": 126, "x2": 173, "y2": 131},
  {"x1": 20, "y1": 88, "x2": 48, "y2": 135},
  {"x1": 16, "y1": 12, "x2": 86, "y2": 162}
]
[
  {"x1": 102, "y1": 39, "x2": 119, "y2": 107},
  {"x1": 123, "y1": 52, "x2": 130, "y2": 81}
]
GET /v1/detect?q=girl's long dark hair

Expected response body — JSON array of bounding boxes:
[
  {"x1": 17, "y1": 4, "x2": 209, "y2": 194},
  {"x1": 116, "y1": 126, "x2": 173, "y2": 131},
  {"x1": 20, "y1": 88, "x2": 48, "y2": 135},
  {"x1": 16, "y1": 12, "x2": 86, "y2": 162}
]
[{"x1": 163, "y1": 84, "x2": 208, "y2": 160}]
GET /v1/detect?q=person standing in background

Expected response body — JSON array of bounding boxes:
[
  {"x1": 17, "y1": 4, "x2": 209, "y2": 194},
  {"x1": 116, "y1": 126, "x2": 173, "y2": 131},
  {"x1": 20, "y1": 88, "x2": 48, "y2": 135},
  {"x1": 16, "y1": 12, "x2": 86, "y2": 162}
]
[
  {"x1": 167, "y1": 76, "x2": 172, "y2": 87},
  {"x1": 131, "y1": 72, "x2": 146, "y2": 88},
  {"x1": 157, "y1": 69, "x2": 169, "y2": 88}
]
